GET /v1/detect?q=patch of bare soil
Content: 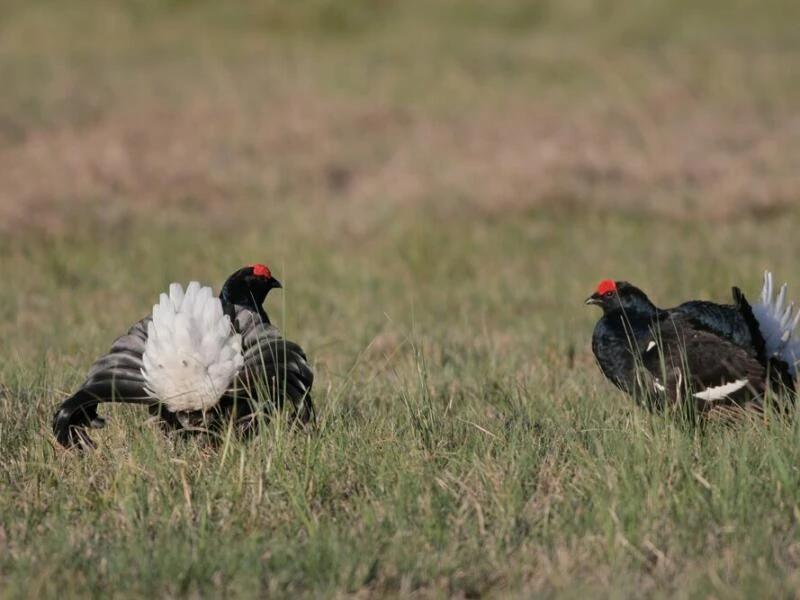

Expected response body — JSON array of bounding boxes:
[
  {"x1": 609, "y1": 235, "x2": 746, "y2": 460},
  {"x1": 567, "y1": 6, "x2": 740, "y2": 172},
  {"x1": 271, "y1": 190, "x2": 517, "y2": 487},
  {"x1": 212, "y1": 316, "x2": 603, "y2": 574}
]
[{"x1": 0, "y1": 83, "x2": 796, "y2": 237}]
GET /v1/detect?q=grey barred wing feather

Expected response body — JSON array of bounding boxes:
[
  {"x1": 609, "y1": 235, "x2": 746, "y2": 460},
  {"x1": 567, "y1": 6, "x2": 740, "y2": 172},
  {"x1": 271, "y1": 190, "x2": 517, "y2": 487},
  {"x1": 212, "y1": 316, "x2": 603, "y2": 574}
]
[
  {"x1": 224, "y1": 308, "x2": 315, "y2": 427},
  {"x1": 52, "y1": 317, "x2": 154, "y2": 448}
]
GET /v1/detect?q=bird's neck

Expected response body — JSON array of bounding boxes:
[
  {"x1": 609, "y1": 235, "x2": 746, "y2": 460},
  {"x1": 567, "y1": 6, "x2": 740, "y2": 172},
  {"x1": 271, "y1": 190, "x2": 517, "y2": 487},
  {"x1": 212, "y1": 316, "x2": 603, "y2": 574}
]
[
  {"x1": 219, "y1": 289, "x2": 270, "y2": 324},
  {"x1": 592, "y1": 308, "x2": 661, "y2": 393}
]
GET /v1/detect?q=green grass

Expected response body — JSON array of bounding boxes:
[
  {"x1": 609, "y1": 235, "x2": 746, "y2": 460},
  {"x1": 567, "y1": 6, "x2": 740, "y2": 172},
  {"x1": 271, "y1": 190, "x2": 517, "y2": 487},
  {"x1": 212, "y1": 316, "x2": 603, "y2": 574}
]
[{"x1": 2, "y1": 0, "x2": 800, "y2": 597}]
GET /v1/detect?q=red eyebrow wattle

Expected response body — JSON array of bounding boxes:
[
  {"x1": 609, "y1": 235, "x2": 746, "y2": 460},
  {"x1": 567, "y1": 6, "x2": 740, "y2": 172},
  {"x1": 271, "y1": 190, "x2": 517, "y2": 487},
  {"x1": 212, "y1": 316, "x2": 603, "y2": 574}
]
[
  {"x1": 251, "y1": 264, "x2": 271, "y2": 278},
  {"x1": 596, "y1": 279, "x2": 617, "y2": 295}
]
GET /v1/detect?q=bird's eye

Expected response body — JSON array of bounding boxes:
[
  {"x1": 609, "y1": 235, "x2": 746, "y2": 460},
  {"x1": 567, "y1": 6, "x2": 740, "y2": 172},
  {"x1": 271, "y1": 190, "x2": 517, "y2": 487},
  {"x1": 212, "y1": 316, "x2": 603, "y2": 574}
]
[{"x1": 603, "y1": 291, "x2": 613, "y2": 297}]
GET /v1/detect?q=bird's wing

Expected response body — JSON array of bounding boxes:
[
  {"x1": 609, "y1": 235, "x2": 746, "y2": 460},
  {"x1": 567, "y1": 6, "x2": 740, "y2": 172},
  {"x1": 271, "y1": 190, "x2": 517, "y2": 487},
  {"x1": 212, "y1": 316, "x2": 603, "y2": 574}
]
[
  {"x1": 224, "y1": 307, "x2": 315, "y2": 426},
  {"x1": 669, "y1": 300, "x2": 752, "y2": 348},
  {"x1": 53, "y1": 317, "x2": 154, "y2": 448},
  {"x1": 640, "y1": 316, "x2": 767, "y2": 410}
]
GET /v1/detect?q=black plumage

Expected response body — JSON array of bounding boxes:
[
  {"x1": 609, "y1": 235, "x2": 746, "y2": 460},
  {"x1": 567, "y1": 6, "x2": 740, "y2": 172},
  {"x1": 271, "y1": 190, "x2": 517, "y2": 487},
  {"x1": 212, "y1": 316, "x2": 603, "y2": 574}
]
[
  {"x1": 669, "y1": 299, "x2": 753, "y2": 349},
  {"x1": 586, "y1": 280, "x2": 794, "y2": 416}
]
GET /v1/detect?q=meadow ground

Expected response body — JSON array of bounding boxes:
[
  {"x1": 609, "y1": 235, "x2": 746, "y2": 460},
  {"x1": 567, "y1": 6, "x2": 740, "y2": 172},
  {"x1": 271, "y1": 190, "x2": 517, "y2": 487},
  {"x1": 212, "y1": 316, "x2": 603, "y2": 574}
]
[{"x1": 2, "y1": 0, "x2": 800, "y2": 597}]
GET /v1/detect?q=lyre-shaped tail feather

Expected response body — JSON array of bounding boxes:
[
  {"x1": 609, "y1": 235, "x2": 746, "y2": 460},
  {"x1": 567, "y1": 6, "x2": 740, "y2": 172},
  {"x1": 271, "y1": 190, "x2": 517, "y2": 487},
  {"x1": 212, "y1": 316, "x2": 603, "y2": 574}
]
[
  {"x1": 231, "y1": 331, "x2": 315, "y2": 426},
  {"x1": 52, "y1": 390, "x2": 103, "y2": 449},
  {"x1": 52, "y1": 384, "x2": 153, "y2": 449},
  {"x1": 52, "y1": 317, "x2": 154, "y2": 449}
]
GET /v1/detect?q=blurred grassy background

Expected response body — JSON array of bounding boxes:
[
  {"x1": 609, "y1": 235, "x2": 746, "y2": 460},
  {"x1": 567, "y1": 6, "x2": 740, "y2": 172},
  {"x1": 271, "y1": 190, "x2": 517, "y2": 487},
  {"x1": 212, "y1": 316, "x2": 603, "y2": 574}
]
[{"x1": 2, "y1": 0, "x2": 800, "y2": 597}]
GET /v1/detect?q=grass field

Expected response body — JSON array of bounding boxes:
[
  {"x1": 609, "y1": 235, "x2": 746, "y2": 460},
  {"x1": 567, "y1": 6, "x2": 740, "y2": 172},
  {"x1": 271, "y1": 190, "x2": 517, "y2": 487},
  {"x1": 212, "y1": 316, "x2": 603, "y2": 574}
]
[{"x1": 2, "y1": 0, "x2": 800, "y2": 597}]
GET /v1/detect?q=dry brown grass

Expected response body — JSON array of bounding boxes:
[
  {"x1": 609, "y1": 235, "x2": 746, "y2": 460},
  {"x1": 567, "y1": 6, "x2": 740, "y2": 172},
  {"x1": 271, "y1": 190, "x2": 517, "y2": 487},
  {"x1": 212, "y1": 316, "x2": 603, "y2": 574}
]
[{"x1": 1, "y1": 32, "x2": 797, "y2": 238}]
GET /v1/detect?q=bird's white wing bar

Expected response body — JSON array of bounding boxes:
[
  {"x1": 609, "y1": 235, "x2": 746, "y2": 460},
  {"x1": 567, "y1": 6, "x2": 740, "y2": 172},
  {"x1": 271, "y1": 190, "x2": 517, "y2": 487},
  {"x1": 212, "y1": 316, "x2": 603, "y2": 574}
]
[{"x1": 693, "y1": 378, "x2": 749, "y2": 402}]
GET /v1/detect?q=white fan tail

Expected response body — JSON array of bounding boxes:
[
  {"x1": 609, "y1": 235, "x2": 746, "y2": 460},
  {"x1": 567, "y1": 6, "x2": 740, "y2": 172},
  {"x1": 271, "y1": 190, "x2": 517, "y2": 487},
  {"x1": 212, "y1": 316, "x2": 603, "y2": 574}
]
[
  {"x1": 141, "y1": 281, "x2": 244, "y2": 412},
  {"x1": 752, "y1": 271, "x2": 800, "y2": 377}
]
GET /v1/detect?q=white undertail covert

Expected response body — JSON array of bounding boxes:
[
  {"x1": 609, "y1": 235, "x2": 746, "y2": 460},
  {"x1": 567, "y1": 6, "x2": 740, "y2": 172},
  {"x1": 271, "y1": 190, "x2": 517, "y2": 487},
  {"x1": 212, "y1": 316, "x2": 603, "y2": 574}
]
[
  {"x1": 752, "y1": 271, "x2": 800, "y2": 377},
  {"x1": 142, "y1": 282, "x2": 244, "y2": 412}
]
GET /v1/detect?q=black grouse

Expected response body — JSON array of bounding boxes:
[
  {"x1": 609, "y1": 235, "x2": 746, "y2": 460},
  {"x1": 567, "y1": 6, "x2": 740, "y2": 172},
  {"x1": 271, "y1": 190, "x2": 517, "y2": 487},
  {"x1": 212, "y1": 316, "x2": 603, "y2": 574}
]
[
  {"x1": 586, "y1": 279, "x2": 796, "y2": 416},
  {"x1": 53, "y1": 264, "x2": 314, "y2": 449}
]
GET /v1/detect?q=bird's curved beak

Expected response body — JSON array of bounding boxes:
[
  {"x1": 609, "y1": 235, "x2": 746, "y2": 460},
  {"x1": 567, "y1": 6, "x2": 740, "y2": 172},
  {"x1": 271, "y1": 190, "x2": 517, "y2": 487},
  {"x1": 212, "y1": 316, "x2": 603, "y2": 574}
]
[
  {"x1": 270, "y1": 277, "x2": 283, "y2": 290},
  {"x1": 585, "y1": 293, "x2": 601, "y2": 306}
]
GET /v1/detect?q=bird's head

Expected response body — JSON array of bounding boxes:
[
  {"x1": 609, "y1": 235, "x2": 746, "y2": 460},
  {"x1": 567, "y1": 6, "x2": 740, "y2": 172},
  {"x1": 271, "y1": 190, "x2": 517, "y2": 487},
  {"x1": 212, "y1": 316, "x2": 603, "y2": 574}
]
[
  {"x1": 585, "y1": 279, "x2": 657, "y2": 315},
  {"x1": 220, "y1": 263, "x2": 282, "y2": 310}
]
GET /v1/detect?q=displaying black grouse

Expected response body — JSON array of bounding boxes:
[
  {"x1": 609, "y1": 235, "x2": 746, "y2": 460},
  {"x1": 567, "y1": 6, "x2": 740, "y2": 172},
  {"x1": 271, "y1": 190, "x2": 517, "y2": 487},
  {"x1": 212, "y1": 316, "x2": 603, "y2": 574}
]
[
  {"x1": 586, "y1": 278, "x2": 796, "y2": 416},
  {"x1": 53, "y1": 264, "x2": 314, "y2": 449}
]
